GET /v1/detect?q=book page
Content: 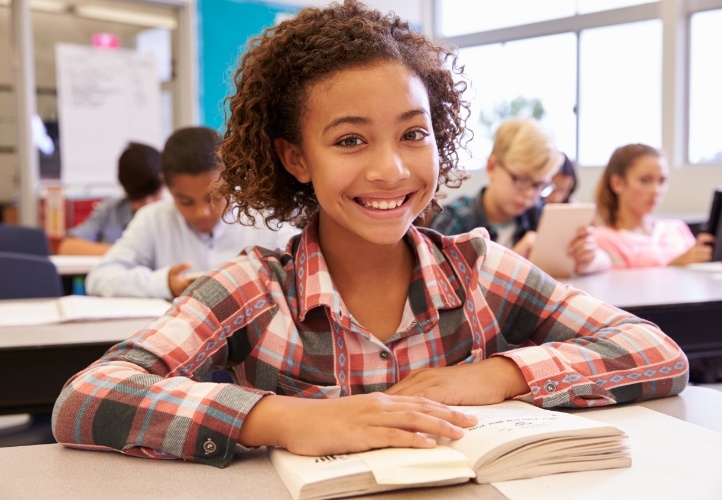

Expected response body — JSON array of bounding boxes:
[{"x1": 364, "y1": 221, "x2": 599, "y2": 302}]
[
  {"x1": 492, "y1": 405, "x2": 722, "y2": 499},
  {"x1": 445, "y1": 401, "x2": 622, "y2": 470},
  {"x1": 269, "y1": 450, "x2": 371, "y2": 485},
  {"x1": 57, "y1": 296, "x2": 170, "y2": 321},
  {"x1": 268, "y1": 447, "x2": 473, "y2": 500},
  {"x1": 357, "y1": 447, "x2": 474, "y2": 485},
  {"x1": 0, "y1": 300, "x2": 62, "y2": 326}
]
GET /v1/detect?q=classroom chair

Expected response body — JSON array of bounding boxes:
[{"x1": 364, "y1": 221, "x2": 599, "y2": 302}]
[
  {"x1": 0, "y1": 251, "x2": 61, "y2": 447},
  {"x1": 0, "y1": 224, "x2": 51, "y2": 256},
  {"x1": 0, "y1": 251, "x2": 62, "y2": 299}
]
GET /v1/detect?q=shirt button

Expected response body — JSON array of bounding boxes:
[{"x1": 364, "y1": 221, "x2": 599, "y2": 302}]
[
  {"x1": 203, "y1": 438, "x2": 217, "y2": 455},
  {"x1": 544, "y1": 381, "x2": 557, "y2": 393},
  {"x1": 379, "y1": 351, "x2": 389, "y2": 361}
]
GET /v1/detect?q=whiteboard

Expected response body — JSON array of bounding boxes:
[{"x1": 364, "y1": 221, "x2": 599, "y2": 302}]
[{"x1": 55, "y1": 43, "x2": 162, "y2": 186}]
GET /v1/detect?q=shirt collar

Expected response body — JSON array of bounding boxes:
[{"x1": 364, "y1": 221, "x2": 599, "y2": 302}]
[{"x1": 294, "y1": 215, "x2": 464, "y2": 323}]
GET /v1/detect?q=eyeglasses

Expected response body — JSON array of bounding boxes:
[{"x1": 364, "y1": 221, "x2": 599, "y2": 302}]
[{"x1": 497, "y1": 162, "x2": 555, "y2": 198}]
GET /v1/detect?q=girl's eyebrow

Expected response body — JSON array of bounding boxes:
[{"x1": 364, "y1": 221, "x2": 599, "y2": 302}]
[
  {"x1": 322, "y1": 108, "x2": 430, "y2": 135},
  {"x1": 398, "y1": 108, "x2": 430, "y2": 122},
  {"x1": 323, "y1": 116, "x2": 369, "y2": 135}
]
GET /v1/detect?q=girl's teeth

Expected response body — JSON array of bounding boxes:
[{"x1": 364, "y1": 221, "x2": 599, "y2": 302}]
[{"x1": 366, "y1": 198, "x2": 403, "y2": 210}]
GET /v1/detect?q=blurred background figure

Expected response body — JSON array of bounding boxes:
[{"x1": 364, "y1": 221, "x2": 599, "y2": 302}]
[
  {"x1": 594, "y1": 143, "x2": 714, "y2": 268},
  {"x1": 546, "y1": 153, "x2": 577, "y2": 204},
  {"x1": 57, "y1": 142, "x2": 164, "y2": 256},
  {"x1": 428, "y1": 118, "x2": 608, "y2": 275}
]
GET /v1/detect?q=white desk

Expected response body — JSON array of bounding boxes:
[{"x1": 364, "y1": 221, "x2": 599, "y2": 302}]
[
  {"x1": 566, "y1": 266, "x2": 722, "y2": 360},
  {"x1": 49, "y1": 255, "x2": 102, "y2": 275},
  {"x1": 0, "y1": 317, "x2": 149, "y2": 414},
  {"x1": 0, "y1": 386, "x2": 719, "y2": 500},
  {"x1": 565, "y1": 265, "x2": 722, "y2": 308}
]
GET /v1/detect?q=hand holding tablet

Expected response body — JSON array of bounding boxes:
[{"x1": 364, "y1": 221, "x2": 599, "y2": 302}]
[{"x1": 528, "y1": 203, "x2": 596, "y2": 278}]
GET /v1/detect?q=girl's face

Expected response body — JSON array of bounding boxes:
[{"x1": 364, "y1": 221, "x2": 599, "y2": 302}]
[
  {"x1": 547, "y1": 173, "x2": 574, "y2": 203},
  {"x1": 611, "y1": 154, "x2": 668, "y2": 219},
  {"x1": 276, "y1": 62, "x2": 439, "y2": 248}
]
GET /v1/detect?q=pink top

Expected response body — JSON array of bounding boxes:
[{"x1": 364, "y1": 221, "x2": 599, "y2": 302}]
[{"x1": 595, "y1": 219, "x2": 696, "y2": 268}]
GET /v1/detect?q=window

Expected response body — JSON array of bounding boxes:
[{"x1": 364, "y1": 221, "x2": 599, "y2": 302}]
[
  {"x1": 439, "y1": 0, "x2": 576, "y2": 36},
  {"x1": 458, "y1": 34, "x2": 576, "y2": 169},
  {"x1": 578, "y1": 20, "x2": 662, "y2": 166},
  {"x1": 437, "y1": 0, "x2": 722, "y2": 169},
  {"x1": 689, "y1": 9, "x2": 722, "y2": 164}
]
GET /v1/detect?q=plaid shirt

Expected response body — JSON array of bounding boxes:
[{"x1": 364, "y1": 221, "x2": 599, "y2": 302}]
[
  {"x1": 53, "y1": 216, "x2": 688, "y2": 467},
  {"x1": 428, "y1": 188, "x2": 543, "y2": 244}
]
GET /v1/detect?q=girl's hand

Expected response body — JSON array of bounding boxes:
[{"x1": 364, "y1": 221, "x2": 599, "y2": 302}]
[
  {"x1": 385, "y1": 357, "x2": 529, "y2": 406},
  {"x1": 568, "y1": 226, "x2": 597, "y2": 273},
  {"x1": 168, "y1": 261, "x2": 195, "y2": 297},
  {"x1": 669, "y1": 232, "x2": 715, "y2": 266},
  {"x1": 238, "y1": 393, "x2": 477, "y2": 456}
]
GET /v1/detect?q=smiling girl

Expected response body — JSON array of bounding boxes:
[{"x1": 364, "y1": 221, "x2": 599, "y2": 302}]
[{"x1": 52, "y1": 1, "x2": 688, "y2": 467}]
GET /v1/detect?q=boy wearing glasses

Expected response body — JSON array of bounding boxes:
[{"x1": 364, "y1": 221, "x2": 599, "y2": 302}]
[{"x1": 429, "y1": 118, "x2": 609, "y2": 275}]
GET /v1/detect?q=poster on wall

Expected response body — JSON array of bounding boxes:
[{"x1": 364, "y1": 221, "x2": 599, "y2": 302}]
[{"x1": 55, "y1": 43, "x2": 162, "y2": 186}]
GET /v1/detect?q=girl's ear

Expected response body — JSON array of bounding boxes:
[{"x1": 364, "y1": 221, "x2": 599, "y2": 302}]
[
  {"x1": 274, "y1": 138, "x2": 311, "y2": 183},
  {"x1": 609, "y1": 173, "x2": 625, "y2": 194}
]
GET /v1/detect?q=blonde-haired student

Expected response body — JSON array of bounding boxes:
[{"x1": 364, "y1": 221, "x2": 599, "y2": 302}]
[
  {"x1": 594, "y1": 143, "x2": 714, "y2": 268},
  {"x1": 428, "y1": 118, "x2": 610, "y2": 275},
  {"x1": 53, "y1": 0, "x2": 687, "y2": 467}
]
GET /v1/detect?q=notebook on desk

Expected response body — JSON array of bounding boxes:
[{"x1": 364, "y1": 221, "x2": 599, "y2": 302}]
[{"x1": 0, "y1": 296, "x2": 170, "y2": 327}]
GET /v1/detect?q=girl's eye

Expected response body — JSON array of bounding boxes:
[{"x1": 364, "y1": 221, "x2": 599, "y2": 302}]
[
  {"x1": 403, "y1": 129, "x2": 428, "y2": 141},
  {"x1": 336, "y1": 136, "x2": 364, "y2": 148}
]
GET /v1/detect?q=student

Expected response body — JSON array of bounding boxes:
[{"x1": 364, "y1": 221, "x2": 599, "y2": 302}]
[
  {"x1": 85, "y1": 126, "x2": 298, "y2": 299},
  {"x1": 428, "y1": 118, "x2": 610, "y2": 275},
  {"x1": 53, "y1": 1, "x2": 687, "y2": 467},
  {"x1": 594, "y1": 143, "x2": 714, "y2": 268},
  {"x1": 546, "y1": 153, "x2": 577, "y2": 203},
  {"x1": 57, "y1": 142, "x2": 163, "y2": 255}
]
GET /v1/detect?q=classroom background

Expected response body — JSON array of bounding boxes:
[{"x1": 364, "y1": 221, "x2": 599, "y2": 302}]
[{"x1": 1, "y1": 0, "x2": 722, "y2": 234}]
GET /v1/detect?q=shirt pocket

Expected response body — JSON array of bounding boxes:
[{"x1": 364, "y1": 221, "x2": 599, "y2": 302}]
[{"x1": 276, "y1": 373, "x2": 342, "y2": 399}]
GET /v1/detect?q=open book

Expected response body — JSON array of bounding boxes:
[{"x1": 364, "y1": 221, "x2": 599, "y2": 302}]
[
  {"x1": 269, "y1": 400, "x2": 630, "y2": 500},
  {"x1": 0, "y1": 295, "x2": 170, "y2": 327}
]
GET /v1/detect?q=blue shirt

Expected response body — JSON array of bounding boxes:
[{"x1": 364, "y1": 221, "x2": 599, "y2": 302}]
[{"x1": 67, "y1": 198, "x2": 133, "y2": 244}]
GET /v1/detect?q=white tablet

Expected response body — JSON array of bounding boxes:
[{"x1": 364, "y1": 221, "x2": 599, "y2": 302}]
[{"x1": 528, "y1": 203, "x2": 596, "y2": 278}]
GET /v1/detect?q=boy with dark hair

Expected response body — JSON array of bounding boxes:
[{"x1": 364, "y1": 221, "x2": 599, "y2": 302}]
[
  {"x1": 86, "y1": 126, "x2": 297, "y2": 299},
  {"x1": 58, "y1": 142, "x2": 163, "y2": 255}
]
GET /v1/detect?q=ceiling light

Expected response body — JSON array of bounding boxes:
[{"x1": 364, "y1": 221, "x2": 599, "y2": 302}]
[
  {"x1": 75, "y1": 5, "x2": 177, "y2": 30},
  {"x1": 31, "y1": 0, "x2": 69, "y2": 13}
]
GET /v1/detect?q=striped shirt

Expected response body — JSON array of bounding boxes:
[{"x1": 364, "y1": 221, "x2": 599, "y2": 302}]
[{"x1": 52, "y1": 216, "x2": 688, "y2": 467}]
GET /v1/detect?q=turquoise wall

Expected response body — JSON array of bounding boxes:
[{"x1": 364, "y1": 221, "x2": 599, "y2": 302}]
[{"x1": 198, "y1": 0, "x2": 300, "y2": 131}]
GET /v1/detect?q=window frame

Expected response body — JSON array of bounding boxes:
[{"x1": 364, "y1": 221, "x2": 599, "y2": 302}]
[{"x1": 433, "y1": 0, "x2": 722, "y2": 168}]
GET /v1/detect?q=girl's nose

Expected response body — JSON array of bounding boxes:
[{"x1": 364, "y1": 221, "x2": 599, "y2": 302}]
[{"x1": 366, "y1": 145, "x2": 410, "y2": 183}]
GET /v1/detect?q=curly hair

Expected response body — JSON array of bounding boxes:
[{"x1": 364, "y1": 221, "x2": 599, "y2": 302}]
[
  {"x1": 595, "y1": 143, "x2": 662, "y2": 227},
  {"x1": 218, "y1": 0, "x2": 470, "y2": 228}
]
